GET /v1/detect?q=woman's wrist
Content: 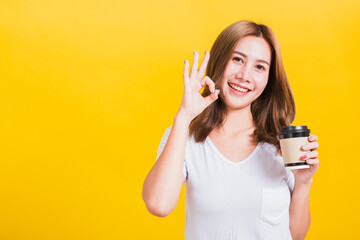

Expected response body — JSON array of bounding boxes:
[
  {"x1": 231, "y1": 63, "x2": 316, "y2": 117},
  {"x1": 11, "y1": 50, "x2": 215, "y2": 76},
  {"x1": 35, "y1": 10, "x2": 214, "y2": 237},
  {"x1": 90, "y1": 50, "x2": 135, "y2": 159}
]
[
  {"x1": 175, "y1": 110, "x2": 193, "y2": 126},
  {"x1": 295, "y1": 177, "x2": 313, "y2": 187}
]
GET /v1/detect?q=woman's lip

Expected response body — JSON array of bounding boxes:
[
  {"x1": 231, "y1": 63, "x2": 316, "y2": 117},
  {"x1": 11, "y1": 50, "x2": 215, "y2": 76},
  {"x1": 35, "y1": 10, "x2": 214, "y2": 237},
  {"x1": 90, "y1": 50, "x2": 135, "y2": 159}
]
[
  {"x1": 228, "y1": 83, "x2": 251, "y2": 96},
  {"x1": 228, "y1": 82, "x2": 251, "y2": 91}
]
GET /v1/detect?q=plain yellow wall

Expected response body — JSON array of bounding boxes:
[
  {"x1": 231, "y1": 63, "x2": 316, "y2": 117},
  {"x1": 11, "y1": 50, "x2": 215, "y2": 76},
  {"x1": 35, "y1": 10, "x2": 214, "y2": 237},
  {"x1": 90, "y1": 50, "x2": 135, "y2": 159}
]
[{"x1": 1, "y1": 0, "x2": 359, "y2": 239}]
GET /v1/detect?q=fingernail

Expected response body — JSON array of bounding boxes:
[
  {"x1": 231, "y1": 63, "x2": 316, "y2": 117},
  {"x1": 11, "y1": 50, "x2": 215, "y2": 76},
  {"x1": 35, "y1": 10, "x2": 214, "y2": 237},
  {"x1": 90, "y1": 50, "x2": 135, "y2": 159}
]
[
  {"x1": 302, "y1": 145, "x2": 307, "y2": 150},
  {"x1": 309, "y1": 136, "x2": 313, "y2": 141},
  {"x1": 306, "y1": 159, "x2": 310, "y2": 163},
  {"x1": 301, "y1": 155, "x2": 307, "y2": 160},
  {"x1": 212, "y1": 88, "x2": 215, "y2": 93},
  {"x1": 184, "y1": 59, "x2": 186, "y2": 64}
]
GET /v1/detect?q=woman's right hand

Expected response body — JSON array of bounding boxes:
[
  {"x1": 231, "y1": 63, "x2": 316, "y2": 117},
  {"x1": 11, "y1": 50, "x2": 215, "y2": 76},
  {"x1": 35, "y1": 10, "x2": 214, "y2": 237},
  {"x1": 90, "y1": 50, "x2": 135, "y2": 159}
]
[{"x1": 177, "y1": 51, "x2": 220, "y2": 122}]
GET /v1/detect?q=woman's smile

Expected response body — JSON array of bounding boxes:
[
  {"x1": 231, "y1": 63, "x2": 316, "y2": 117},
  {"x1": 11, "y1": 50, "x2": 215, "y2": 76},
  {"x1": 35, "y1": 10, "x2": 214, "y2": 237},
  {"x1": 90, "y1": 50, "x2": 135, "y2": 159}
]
[{"x1": 228, "y1": 82, "x2": 252, "y2": 96}]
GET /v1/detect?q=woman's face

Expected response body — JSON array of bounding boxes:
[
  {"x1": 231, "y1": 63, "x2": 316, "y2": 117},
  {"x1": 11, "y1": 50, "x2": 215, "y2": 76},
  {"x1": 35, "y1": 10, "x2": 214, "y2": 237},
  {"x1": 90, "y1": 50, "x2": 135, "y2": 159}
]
[{"x1": 219, "y1": 36, "x2": 271, "y2": 111}]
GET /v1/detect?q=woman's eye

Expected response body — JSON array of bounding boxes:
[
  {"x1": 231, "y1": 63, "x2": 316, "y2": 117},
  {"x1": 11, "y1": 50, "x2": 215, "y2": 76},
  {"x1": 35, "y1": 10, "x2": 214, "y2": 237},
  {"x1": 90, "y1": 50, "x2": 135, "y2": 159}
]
[
  {"x1": 256, "y1": 65, "x2": 265, "y2": 71},
  {"x1": 233, "y1": 57, "x2": 243, "y2": 63}
]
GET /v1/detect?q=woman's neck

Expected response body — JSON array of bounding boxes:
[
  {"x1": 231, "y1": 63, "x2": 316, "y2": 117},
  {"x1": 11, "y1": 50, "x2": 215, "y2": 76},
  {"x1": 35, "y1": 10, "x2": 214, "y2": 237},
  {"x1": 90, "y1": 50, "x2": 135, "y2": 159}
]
[{"x1": 218, "y1": 105, "x2": 255, "y2": 135}]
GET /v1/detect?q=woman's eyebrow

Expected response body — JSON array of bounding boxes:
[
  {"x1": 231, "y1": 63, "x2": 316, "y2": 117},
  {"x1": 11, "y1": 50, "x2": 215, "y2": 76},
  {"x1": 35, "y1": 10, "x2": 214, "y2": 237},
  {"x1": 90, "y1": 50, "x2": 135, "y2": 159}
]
[{"x1": 233, "y1": 51, "x2": 270, "y2": 66}]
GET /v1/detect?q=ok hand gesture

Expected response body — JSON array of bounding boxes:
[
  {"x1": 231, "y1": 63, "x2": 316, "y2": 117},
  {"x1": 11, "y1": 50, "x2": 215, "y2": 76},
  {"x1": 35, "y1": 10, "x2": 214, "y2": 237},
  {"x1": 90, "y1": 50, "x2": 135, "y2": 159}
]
[{"x1": 178, "y1": 51, "x2": 220, "y2": 121}]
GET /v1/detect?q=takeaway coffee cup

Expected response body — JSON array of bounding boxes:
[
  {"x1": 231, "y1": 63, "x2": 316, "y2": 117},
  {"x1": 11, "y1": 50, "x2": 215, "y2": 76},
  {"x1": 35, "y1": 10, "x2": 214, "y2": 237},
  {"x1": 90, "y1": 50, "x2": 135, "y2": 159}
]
[{"x1": 278, "y1": 126, "x2": 311, "y2": 169}]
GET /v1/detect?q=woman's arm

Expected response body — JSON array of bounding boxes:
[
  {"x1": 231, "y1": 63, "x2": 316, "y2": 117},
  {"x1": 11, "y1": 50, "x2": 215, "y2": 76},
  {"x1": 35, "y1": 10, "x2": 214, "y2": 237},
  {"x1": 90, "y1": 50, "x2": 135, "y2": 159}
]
[
  {"x1": 289, "y1": 178, "x2": 312, "y2": 240},
  {"x1": 142, "y1": 51, "x2": 220, "y2": 218},
  {"x1": 282, "y1": 134, "x2": 319, "y2": 239},
  {"x1": 142, "y1": 51, "x2": 219, "y2": 217},
  {"x1": 142, "y1": 112, "x2": 191, "y2": 217}
]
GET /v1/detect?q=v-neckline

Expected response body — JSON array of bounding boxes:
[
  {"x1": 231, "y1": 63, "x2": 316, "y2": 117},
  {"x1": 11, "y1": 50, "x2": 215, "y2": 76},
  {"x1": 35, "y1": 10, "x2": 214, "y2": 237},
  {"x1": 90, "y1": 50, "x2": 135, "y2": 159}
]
[{"x1": 206, "y1": 136, "x2": 262, "y2": 165}]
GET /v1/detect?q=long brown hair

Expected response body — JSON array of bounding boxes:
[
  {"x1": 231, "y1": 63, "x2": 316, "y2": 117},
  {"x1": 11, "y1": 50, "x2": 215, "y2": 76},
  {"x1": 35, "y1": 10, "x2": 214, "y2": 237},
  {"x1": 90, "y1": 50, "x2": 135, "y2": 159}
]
[{"x1": 188, "y1": 20, "x2": 296, "y2": 150}]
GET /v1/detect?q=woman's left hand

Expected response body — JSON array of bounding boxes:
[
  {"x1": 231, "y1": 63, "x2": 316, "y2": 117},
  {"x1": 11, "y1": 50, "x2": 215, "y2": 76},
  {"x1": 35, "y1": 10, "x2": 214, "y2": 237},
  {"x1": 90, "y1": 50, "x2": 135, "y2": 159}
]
[
  {"x1": 292, "y1": 134, "x2": 319, "y2": 184},
  {"x1": 279, "y1": 134, "x2": 319, "y2": 184}
]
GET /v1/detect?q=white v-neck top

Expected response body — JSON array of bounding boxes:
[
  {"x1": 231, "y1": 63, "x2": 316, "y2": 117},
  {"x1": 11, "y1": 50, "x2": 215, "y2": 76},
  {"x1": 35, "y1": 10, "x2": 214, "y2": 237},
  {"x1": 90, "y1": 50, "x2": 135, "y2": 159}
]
[{"x1": 156, "y1": 126, "x2": 295, "y2": 240}]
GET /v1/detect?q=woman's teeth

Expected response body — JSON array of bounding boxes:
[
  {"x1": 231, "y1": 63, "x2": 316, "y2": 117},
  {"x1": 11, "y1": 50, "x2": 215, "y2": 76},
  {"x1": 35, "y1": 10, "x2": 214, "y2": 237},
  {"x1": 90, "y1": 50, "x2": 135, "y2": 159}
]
[{"x1": 228, "y1": 83, "x2": 249, "y2": 92}]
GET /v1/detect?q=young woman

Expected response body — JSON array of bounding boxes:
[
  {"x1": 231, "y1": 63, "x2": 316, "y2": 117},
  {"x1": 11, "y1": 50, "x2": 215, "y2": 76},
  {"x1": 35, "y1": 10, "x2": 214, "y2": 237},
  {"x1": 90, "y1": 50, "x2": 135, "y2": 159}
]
[{"x1": 142, "y1": 20, "x2": 319, "y2": 240}]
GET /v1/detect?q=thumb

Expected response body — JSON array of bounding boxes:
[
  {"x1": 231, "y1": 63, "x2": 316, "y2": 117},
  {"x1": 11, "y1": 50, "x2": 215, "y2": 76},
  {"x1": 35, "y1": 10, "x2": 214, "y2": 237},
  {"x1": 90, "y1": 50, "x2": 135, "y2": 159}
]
[{"x1": 204, "y1": 89, "x2": 220, "y2": 106}]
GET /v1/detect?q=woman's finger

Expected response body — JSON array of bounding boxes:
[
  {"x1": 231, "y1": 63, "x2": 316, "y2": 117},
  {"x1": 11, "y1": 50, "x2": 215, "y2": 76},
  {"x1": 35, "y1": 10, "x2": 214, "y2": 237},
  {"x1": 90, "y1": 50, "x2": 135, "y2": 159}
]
[
  {"x1": 309, "y1": 134, "x2": 318, "y2": 142},
  {"x1": 203, "y1": 89, "x2": 220, "y2": 106},
  {"x1": 301, "y1": 141, "x2": 319, "y2": 151},
  {"x1": 306, "y1": 158, "x2": 319, "y2": 166},
  {"x1": 201, "y1": 76, "x2": 216, "y2": 93},
  {"x1": 197, "y1": 51, "x2": 210, "y2": 80},
  {"x1": 190, "y1": 51, "x2": 199, "y2": 80},
  {"x1": 183, "y1": 60, "x2": 190, "y2": 83},
  {"x1": 301, "y1": 150, "x2": 318, "y2": 160}
]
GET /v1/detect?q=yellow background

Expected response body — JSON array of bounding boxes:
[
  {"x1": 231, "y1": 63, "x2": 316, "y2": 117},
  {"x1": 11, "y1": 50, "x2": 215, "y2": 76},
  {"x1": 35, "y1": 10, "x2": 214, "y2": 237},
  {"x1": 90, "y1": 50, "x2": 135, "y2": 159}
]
[{"x1": 1, "y1": 0, "x2": 359, "y2": 239}]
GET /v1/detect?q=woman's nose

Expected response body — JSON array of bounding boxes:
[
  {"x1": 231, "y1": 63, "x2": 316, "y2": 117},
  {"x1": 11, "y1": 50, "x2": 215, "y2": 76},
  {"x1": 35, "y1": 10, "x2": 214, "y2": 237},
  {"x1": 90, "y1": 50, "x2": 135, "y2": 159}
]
[{"x1": 235, "y1": 66, "x2": 250, "y2": 81}]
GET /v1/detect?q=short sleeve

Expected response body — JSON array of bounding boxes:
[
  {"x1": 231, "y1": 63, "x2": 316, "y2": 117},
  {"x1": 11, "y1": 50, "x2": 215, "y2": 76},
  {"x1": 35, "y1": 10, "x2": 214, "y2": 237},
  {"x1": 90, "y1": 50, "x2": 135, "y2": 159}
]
[
  {"x1": 285, "y1": 167, "x2": 295, "y2": 195},
  {"x1": 156, "y1": 126, "x2": 188, "y2": 180},
  {"x1": 275, "y1": 148, "x2": 295, "y2": 194}
]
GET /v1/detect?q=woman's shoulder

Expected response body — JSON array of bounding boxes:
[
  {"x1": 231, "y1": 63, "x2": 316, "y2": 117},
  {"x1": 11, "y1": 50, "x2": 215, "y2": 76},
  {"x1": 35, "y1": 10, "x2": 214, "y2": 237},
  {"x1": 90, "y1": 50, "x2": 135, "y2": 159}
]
[
  {"x1": 163, "y1": 125, "x2": 173, "y2": 135},
  {"x1": 162, "y1": 125, "x2": 192, "y2": 140},
  {"x1": 259, "y1": 141, "x2": 280, "y2": 158},
  {"x1": 162, "y1": 125, "x2": 190, "y2": 133}
]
